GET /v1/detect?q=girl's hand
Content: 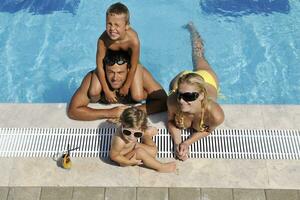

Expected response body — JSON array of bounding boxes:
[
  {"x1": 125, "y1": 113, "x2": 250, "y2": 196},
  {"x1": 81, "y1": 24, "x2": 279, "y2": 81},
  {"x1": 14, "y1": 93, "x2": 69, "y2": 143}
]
[{"x1": 129, "y1": 153, "x2": 143, "y2": 165}]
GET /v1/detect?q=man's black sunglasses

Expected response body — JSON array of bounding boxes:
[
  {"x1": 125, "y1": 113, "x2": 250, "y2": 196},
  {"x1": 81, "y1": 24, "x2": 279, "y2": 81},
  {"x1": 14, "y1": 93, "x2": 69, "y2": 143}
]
[
  {"x1": 177, "y1": 91, "x2": 200, "y2": 102},
  {"x1": 122, "y1": 128, "x2": 143, "y2": 138}
]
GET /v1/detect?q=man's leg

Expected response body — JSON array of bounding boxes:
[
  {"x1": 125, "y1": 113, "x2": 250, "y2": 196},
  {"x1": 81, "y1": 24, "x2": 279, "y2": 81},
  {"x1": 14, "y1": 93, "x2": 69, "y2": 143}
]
[
  {"x1": 130, "y1": 64, "x2": 147, "y2": 102},
  {"x1": 88, "y1": 70, "x2": 102, "y2": 103}
]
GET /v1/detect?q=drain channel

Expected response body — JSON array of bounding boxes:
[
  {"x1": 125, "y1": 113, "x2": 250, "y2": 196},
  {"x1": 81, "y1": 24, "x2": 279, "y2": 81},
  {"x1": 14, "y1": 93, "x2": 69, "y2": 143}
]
[{"x1": 0, "y1": 128, "x2": 299, "y2": 159}]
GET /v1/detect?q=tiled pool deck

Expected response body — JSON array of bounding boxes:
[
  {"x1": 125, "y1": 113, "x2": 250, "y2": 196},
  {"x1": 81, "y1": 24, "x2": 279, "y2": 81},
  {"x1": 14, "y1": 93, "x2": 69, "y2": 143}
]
[{"x1": 0, "y1": 103, "x2": 300, "y2": 199}]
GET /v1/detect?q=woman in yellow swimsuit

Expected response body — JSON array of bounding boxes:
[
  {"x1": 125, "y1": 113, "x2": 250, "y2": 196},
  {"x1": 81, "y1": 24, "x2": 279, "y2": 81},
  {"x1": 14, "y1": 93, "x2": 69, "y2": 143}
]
[{"x1": 167, "y1": 22, "x2": 224, "y2": 161}]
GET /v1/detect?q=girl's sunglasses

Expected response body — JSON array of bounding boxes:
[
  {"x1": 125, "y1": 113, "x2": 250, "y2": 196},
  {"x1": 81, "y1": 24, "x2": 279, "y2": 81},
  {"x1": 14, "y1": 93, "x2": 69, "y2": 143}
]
[
  {"x1": 104, "y1": 58, "x2": 127, "y2": 66},
  {"x1": 122, "y1": 128, "x2": 143, "y2": 138},
  {"x1": 177, "y1": 91, "x2": 200, "y2": 102}
]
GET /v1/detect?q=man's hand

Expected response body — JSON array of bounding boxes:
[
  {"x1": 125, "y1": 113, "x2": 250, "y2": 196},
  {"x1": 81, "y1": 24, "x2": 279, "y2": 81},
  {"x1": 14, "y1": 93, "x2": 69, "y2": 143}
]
[
  {"x1": 109, "y1": 105, "x2": 129, "y2": 118},
  {"x1": 104, "y1": 90, "x2": 118, "y2": 103},
  {"x1": 119, "y1": 85, "x2": 130, "y2": 96}
]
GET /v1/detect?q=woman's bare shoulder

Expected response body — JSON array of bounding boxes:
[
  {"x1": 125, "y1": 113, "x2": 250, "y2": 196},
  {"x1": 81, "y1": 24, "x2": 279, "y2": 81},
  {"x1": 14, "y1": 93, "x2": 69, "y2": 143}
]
[{"x1": 207, "y1": 100, "x2": 224, "y2": 126}]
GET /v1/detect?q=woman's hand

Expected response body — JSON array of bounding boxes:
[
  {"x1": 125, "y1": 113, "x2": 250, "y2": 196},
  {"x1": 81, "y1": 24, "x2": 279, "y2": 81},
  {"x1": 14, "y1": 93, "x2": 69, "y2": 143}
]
[{"x1": 176, "y1": 142, "x2": 189, "y2": 161}]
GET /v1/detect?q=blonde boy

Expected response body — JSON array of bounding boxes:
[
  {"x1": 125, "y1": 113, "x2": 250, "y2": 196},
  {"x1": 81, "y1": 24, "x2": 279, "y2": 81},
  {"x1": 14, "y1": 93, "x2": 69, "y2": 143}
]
[{"x1": 89, "y1": 2, "x2": 144, "y2": 103}]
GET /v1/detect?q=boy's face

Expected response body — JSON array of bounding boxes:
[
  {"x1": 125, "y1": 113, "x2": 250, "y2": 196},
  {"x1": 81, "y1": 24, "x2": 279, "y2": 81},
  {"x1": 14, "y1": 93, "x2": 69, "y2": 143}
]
[{"x1": 106, "y1": 13, "x2": 129, "y2": 41}]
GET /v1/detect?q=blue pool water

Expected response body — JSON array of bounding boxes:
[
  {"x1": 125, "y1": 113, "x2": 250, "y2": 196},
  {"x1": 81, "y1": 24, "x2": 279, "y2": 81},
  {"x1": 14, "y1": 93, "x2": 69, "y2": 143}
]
[{"x1": 0, "y1": 0, "x2": 299, "y2": 104}]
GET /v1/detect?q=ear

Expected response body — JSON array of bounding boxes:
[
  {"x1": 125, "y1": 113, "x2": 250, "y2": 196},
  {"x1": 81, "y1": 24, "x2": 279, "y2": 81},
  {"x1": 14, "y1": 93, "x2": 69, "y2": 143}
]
[
  {"x1": 198, "y1": 92, "x2": 205, "y2": 101},
  {"x1": 125, "y1": 24, "x2": 130, "y2": 30}
]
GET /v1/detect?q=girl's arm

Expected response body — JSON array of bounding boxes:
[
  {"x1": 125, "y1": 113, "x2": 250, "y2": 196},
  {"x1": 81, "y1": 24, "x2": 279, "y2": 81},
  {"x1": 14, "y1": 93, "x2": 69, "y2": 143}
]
[{"x1": 109, "y1": 136, "x2": 141, "y2": 166}]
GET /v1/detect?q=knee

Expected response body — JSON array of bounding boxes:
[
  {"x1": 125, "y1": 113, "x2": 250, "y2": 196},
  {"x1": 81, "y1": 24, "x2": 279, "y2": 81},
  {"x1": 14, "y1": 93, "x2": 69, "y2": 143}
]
[
  {"x1": 134, "y1": 147, "x2": 146, "y2": 157},
  {"x1": 131, "y1": 92, "x2": 145, "y2": 102},
  {"x1": 88, "y1": 86, "x2": 101, "y2": 98}
]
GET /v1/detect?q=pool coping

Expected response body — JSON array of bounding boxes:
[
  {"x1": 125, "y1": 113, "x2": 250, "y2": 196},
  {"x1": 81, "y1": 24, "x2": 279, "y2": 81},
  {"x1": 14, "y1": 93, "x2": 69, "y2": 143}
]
[{"x1": 0, "y1": 103, "x2": 300, "y2": 188}]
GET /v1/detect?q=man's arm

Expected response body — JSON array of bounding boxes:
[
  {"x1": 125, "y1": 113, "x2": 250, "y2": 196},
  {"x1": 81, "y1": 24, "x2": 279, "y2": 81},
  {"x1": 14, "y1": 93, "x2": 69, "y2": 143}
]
[
  {"x1": 67, "y1": 72, "x2": 126, "y2": 121},
  {"x1": 136, "y1": 67, "x2": 167, "y2": 115}
]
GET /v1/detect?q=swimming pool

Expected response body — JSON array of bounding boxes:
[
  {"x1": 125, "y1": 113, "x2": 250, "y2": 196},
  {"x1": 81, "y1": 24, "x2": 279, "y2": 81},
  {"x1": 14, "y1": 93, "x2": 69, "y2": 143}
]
[{"x1": 0, "y1": 0, "x2": 299, "y2": 104}]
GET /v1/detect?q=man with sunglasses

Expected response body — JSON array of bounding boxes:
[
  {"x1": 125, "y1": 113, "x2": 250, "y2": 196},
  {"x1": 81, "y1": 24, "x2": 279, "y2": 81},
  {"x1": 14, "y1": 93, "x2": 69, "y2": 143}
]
[{"x1": 67, "y1": 50, "x2": 167, "y2": 121}]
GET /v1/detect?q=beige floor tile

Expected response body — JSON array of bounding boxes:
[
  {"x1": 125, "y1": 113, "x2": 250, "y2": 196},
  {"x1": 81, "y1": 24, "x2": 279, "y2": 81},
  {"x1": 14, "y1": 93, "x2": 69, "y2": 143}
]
[
  {"x1": 266, "y1": 160, "x2": 300, "y2": 189},
  {"x1": 0, "y1": 187, "x2": 9, "y2": 200},
  {"x1": 169, "y1": 188, "x2": 200, "y2": 200},
  {"x1": 201, "y1": 188, "x2": 233, "y2": 200},
  {"x1": 7, "y1": 187, "x2": 41, "y2": 200},
  {"x1": 233, "y1": 189, "x2": 266, "y2": 200},
  {"x1": 137, "y1": 187, "x2": 168, "y2": 200},
  {"x1": 220, "y1": 105, "x2": 264, "y2": 129},
  {"x1": 8, "y1": 158, "x2": 139, "y2": 187},
  {"x1": 40, "y1": 187, "x2": 73, "y2": 200},
  {"x1": 265, "y1": 189, "x2": 299, "y2": 200},
  {"x1": 72, "y1": 187, "x2": 104, "y2": 200},
  {"x1": 0, "y1": 159, "x2": 13, "y2": 186},
  {"x1": 105, "y1": 187, "x2": 136, "y2": 200},
  {"x1": 139, "y1": 159, "x2": 268, "y2": 188}
]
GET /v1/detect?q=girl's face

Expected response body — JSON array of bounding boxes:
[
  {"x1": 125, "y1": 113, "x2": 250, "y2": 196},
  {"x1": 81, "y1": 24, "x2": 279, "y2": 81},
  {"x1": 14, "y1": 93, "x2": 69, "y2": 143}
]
[
  {"x1": 177, "y1": 82, "x2": 203, "y2": 114},
  {"x1": 106, "y1": 13, "x2": 129, "y2": 41},
  {"x1": 121, "y1": 126, "x2": 143, "y2": 142}
]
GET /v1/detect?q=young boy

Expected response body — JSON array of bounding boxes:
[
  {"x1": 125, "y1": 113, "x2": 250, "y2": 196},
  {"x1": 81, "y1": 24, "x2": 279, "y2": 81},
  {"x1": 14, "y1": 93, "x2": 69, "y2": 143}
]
[
  {"x1": 109, "y1": 107, "x2": 176, "y2": 173},
  {"x1": 89, "y1": 2, "x2": 144, "y2": 103}
]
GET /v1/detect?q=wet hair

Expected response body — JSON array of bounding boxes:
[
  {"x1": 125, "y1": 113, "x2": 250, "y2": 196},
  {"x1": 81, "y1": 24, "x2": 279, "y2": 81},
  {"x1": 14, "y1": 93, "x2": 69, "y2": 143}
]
[
  {"x1": 103, "y1": 49, "x2": 131, "y2": 68},
  {"x1": 106, "y1": 2, "x2": 130, "y2": 25},
  {"x1": 120, "y1": 107, "x2": 148, "y2": 131}
]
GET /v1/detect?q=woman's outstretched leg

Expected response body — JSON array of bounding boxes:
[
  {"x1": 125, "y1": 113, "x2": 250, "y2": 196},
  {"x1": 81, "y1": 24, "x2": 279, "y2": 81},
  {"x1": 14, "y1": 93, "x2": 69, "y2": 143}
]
[{"x1": 185, "y1": 22, "x2": 218, "y2": 82}]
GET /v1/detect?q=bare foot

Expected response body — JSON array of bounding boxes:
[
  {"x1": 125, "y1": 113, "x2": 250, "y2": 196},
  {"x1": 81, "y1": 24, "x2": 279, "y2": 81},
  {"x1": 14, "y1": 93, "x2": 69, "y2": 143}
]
[
  {"x1": 184, "y1": 22, "x2": 205, "y2": 57},
  {"x1": 157, "y1": 161, "x2": 177, "y2": 173}
]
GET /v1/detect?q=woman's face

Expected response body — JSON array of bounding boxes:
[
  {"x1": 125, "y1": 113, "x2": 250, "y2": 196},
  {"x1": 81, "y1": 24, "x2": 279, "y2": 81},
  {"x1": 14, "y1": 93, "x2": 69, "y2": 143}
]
[{"x1": 177, "y1": 82, "x2": 203, "y2": 113}]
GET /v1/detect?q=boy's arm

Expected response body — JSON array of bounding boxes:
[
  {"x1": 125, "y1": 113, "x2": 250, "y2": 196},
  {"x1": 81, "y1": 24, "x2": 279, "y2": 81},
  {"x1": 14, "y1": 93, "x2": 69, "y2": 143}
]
[
  {"x1": 96, "y1": 37, "x2": 117, "y2": 102},
  {"x1": 109, "y1": 136, "x2": 140, "y2": 166},
  {"x1": 119, "y1": 37, "x2": 140, "y2": 95}
]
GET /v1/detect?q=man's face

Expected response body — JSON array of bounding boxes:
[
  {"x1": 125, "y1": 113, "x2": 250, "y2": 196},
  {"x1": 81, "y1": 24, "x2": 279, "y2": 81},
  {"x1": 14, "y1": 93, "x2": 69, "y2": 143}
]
[{"x1": 105, "y1": 63, "x2": 128, "y2": 90}]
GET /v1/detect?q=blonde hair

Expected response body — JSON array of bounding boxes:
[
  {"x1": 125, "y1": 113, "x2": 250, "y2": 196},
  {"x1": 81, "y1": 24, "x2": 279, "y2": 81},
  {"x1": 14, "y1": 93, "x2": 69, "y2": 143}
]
[
  {"x1": 120, "y1": 107, "x2": 147, "y2": 131},
  {"x1": 175, "y1": 73, "x2": 208, "y2": 130},
  {"x1": 106, "y1": 2, "x2": 130, "y2": 25}
]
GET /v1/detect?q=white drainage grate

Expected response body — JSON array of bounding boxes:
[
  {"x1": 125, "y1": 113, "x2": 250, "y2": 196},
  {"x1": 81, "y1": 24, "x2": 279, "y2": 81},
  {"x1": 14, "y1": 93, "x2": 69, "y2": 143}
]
[{"x1": 0, "y1": 128, "x2": 299, "y2": 159}]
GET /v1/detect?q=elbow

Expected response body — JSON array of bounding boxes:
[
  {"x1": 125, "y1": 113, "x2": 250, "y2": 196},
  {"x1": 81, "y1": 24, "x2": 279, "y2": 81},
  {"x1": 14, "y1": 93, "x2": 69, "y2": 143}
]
[{"x1": 67, "y1": 106, "x2": 79, "y2": 120}]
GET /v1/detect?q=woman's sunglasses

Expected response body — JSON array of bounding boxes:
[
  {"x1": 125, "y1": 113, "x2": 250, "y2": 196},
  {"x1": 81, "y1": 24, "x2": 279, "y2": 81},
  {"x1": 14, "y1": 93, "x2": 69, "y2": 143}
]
[
  {"x1": 122, "y1": 128, "x2": 143, "y2": 138},
  {"x1": 177, "y1": 91, "x2": 200, "y2": 102},
  {"x1": 104, "y1": 58, "x2": 127, "y2": 66}
]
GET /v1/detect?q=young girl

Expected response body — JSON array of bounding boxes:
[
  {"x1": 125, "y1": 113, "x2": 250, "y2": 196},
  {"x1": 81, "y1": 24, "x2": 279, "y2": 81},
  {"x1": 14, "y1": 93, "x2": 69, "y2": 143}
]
[{"x1": 109, "y1": 107, "x2": 176, "y2": 173}]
